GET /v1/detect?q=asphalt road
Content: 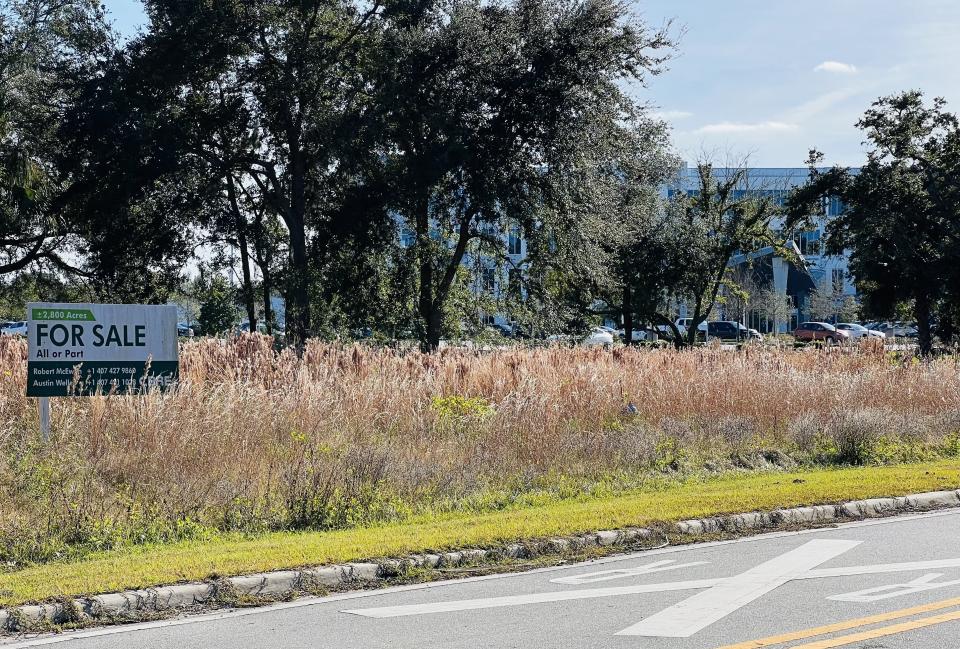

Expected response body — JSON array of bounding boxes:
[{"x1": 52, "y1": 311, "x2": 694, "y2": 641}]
[{"x1": 8, "y1": 509, "x2": 960, "y2": 649}]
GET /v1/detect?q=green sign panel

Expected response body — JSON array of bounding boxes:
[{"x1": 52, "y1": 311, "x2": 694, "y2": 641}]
[
  {"x1": 26, "y1": 303, "x2": 179, "y2": 397},
  {"x1": 30, "y1": 307, "x2": 96, "y2": 321}
]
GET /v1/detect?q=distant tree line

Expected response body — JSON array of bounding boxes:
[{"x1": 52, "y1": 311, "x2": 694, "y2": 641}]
[{"x1": 3, "y1": 1, "x2": 960, "y2": 353}]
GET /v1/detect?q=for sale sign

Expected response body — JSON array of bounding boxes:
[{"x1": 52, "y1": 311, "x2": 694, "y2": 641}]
[{"x1": 26, "y1": 303, "x2": 179, "y2": 397}]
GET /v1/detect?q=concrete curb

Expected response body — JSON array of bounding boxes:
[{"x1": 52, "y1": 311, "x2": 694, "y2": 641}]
[{"x1": 2, "y1": 488, "x2": 958, "y2": 631}]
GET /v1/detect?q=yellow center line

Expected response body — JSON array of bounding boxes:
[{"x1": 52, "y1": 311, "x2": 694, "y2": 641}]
[
  {"x1": 714, "y1": 596, "x2": 960, "y2": 649},
  {"x1": 788, "y1": 608, "x2": 960, "y2": 648}
]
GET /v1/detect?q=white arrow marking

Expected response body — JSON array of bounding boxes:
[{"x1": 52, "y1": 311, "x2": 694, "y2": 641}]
[
  {"x1": 828, "y1": 573, "x2": 960, "y2": 602},
  {"x1": 342, "y1": 578, "x2": 719, "y2": 618},
  {"x1": 616, "y1": 540, "x2": 861, "y2": 637},
  {"x1": 550, "y1": 559, "x2": 709, "y2": 585},
  {"x1": 344, "y1": 547, "x2": 960, "y2": 626},
  {"x1": 803, "y1": 558, "x2": 960, "y2": 579}
]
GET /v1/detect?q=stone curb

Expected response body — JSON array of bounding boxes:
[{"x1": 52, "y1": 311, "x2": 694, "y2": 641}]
[{"x1": 2, "y1": 488, "x2": 958, "y2": 631}]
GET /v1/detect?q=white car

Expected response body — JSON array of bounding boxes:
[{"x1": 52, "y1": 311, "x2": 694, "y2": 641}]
[
  {"x1": 615, "y1": 328, "x2": 658, "y2": 342},
  {"x1": 673, "y1": 318, "x2": 707, "y2": 337},
  {"x1": 1, "y1": 321, "x2": 27, "y2": 336},
  {"x1": 583, "y1": 327, "x2": 615, "y2": 346},
  {"x1": 549, "y1": 327, "x2": 614, "y2": 347},
  {"x1": 835, "y1": 323, "x2": 885, "y2": 340}
]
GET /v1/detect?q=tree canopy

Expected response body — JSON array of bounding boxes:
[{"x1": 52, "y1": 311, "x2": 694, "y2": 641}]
[
  {"x1": 4, "y1": 2, "x2": 956, "y2": 355},
  {"x1": 787, "y1": 91, "x2": 960, "y2": 353},
  {"x1": 1, "y1": 0, "x2": 111, "y2": 280}
]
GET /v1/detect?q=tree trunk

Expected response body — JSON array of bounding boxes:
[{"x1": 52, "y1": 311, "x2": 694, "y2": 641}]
[
  {"x1": 287, "y1": 226, "x2": 309, "y2": 345},
  {"x1": 423, "y1": 305, "x2": 443, "y2": 352},
  {"x1": 415, "y1": 195, "x2": 436, "y2": 352},
  {"x1": 285, "y1": 148, "x2": 311, "y2": 350},
  {"x1": 915, "y1": 293, "x2": 933, "y2": 356},
  {"x1": 227, "y1": 177, "x2": 257, "y2": 333},
  {"x1": 414, "y1": 196, "x2": 474, "y2": 353},
  {"x1": 622, "y1": 284, "x2": 634, "y2": 346},
  {"x1": 261, "y1": 260, "x2": 274, "y2": 335},
  {"x1": 686, "y1": 295, "x2": 704, "y2": 347},
  {"x1": 653, "y1": 313, "x2": 683, "y2": 350},
  {"x1": 249, "y1": 212, "x2": 274, "y2": 336}
]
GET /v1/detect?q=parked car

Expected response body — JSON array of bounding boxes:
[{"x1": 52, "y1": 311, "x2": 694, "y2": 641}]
[
  {"x1": 875, "y1": 321, "x2": 918, "y2": 338},
  {"x1": 583, "y1": 327, "x2": 615, "y2": 347},
  {"x1": 835, "y1": 323, "x2": 884, "y2": 340},
  {"x1": 238, "y1": 321, "x2": 272, "y2": 335},
  {"x1": 704, "y1": 321, "x2": 757, "y2": 342},
  {"x1": 177, "y1": 323, "x2": 195, "y2": 337},
  {"x1": 0, "y1": 321, "x2": 27, "y2": 336},
  {"x1": 549, "y1": 327, "x2": 614, "y2": 347},
  {"x1": 792, "y1": 321, "x2": 851, "y2": 344},
  {"x1": 746, "y1": 327, "x2": 763, "y2": 342},
  {"x1": 616, "y1": 327, "x2": 659, "y2": 342},
  {"x1": 484, "y1": 323, "x2": 515, "y2": 339},
  {"x1": 673, "y1": 318, "x2": 708, "y2": 337},
  {"x1": 486, "y1": 323, "x2": 532, "y2": 339},
  {"x1": 237, "y1": 321, "x2": 285, "y2": 339}
]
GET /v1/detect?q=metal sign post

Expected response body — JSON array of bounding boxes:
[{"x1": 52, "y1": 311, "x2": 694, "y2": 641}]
[{"x1": 39, "y1": 397, "x2": 50, "y2": 442}]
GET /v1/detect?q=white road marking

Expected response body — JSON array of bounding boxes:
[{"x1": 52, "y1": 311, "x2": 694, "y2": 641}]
[
  {"x1": 344, "y1": 549, "x2": 960, "y2": 623},
  {"x1": 828, "y1": 573, "x2": 960, "y2": 602},
  {"x1": 549, "y1": 559, "x2": 709, "y2": 585},
  {"x1": 615, "y1": 540, "x2": 862, "y2": 637},
  {"x1": 803, "y1": 558, "x2": 960, "y2": 579},
  {"x1": 342, "y1": 578, "x2": 720, "y2": 617}
]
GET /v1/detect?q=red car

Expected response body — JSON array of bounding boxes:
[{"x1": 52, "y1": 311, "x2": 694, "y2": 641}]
[{"x1": 792, "y1": 321, "x2": 851, "y2": 344}]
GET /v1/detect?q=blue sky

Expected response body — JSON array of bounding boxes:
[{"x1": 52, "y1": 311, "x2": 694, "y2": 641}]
[{"x1": 102, "y1": 0, "x2": 960, "y2": 167}]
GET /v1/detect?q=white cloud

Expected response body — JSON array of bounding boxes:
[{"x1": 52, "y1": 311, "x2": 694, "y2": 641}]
[
  {"x1": 651, "y1": 110, "x2": 693, "y2": 121},
  {"x1": 694, "y1": 121, "x2": 799, "y2": 135},
  {"x1": 786, "y1": 87, "x2": 865, "y2": 122},
  {"x1": 814, "y1": 61, "x2": 858, "y2": 74}
]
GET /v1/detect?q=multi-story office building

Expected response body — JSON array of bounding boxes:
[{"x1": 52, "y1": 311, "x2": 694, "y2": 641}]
[
  {"x1": 667, "y1": 165, "x2": 857, "y2": 332},
  {"x1": 407, "y1": 165, "x2": 858, "y2": 334}
]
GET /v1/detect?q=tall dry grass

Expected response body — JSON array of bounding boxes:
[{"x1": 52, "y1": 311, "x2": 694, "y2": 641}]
[{"x1": 1, "y1": 335, "x2": 959, "y2": 565}]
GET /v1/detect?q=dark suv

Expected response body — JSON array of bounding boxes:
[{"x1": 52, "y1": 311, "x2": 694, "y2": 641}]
[{"x1": 705, "y1": 321, "x2": 750, "y2": 341}]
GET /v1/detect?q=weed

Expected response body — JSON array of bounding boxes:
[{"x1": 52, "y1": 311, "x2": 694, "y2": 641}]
[{"x1": 0, "y1": 336, "x2": 958, "y2": 572}]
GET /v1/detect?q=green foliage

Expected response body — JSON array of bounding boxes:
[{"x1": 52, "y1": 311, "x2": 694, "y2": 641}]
[
  {"x1": 1, "y1": 0, "x2": 112, "y2": 279},
  {"x1": 942, "y1": 431, "x2": 960, "y2": 457},
  {"x1": 803, "y1": 428, "x2": 936, "y2": 467},
  {"x1": 430, "y1": 395, "x2": 495, "y2": 421},
  {"x1": 788, "y1": 91, "x2": 960, "y2": 353},
  {"x1": 0, "y1": 271, "x2": 93, "y2": 320},
  {"x1": 672, "y1": 164, "x2": 785, "y2": 345},
  {"x1": 374, "y1": 0, "x2": 675, "y2": 350},
  {"x1": 286, "y1": 483, "x2": 414, "y2": 531},
  {"x1": 653, "y1": 436, "x2": 688, "y2": 472},
  {"x1": 196, "y1": 275, "x2": 238, "y2": 336}
]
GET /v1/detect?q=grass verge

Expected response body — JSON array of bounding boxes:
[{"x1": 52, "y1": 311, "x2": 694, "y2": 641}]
[{"x1": 2, "y1": 460, "x2": 958, "y2": 607}]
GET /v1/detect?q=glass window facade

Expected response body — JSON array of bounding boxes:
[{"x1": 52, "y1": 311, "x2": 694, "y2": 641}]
[{"x1": 508, "y1": 224, "x2": 522, "y2": 255}]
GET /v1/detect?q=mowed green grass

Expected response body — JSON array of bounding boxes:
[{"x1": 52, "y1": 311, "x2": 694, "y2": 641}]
[{"x1": 1, "y1": 461, "x2": 958, "y2": 607}]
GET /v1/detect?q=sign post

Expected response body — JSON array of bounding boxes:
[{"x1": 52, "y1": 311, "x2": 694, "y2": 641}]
[
  {"x1": 26, "y1": 303, "x2": 179, "y2": 437},
  {"x1": 39, "y1": 397, "x2": 51, "y2": 442}
]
